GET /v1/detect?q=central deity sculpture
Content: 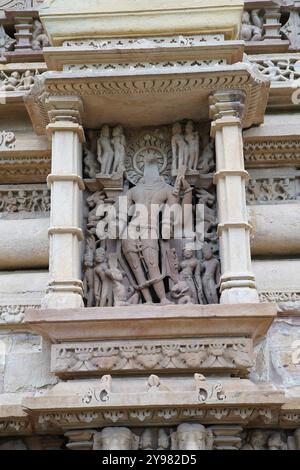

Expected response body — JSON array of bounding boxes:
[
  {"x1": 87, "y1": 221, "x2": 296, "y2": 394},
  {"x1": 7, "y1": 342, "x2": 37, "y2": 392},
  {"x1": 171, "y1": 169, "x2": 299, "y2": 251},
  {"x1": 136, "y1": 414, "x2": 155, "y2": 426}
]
[
  {"x1": 120, "y1": 150, "x2": 193, "y2": 305},
  {"x1": 83, "y1": 122, "x2": 220, "y2": 307}
]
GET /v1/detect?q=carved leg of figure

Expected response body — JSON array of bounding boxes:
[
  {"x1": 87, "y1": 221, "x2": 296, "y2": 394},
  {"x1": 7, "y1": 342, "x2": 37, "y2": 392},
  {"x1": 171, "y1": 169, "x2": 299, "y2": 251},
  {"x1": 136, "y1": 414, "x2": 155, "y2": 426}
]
[
  {"x1": 123, "y1": 250, "x2": 153, "y2": 303},
  {"x1": 112, "y1": 155, "x2": 120, "y2": 173},
  {"x1": 143, "y1": 248, "x2": 173, "y2": 305},
  {"x1": 204, "y1": 279, "x2": 218, "y2": 304}
]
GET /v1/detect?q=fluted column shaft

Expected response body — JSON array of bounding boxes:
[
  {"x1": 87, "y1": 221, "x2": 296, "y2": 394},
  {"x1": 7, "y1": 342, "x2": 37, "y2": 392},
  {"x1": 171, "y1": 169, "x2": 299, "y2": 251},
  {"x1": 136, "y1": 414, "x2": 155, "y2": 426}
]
[
  {"x1": 42, "y1": 96, "x2": 85, "y2": 309},
  {"x1": 210, "y1": 91, "x2": 259, "y2": 304}
]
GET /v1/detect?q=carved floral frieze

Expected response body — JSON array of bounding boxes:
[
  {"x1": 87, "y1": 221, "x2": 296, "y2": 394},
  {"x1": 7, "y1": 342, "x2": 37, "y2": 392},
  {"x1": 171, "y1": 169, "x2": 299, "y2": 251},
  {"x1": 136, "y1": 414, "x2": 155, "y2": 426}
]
[{"x1": 51, "y1": 338, "x2": 253, "y2": 376}]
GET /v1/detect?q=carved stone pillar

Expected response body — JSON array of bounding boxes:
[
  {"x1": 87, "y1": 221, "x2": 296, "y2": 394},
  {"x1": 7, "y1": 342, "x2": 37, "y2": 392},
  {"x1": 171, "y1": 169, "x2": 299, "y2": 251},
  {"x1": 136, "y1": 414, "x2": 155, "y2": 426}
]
[
  {"x1": 209, "y1": 91, "x2": 259, "y2": 304},
  {"x1": 41, "y1": 96, "x2": 85, "y2": 309}
]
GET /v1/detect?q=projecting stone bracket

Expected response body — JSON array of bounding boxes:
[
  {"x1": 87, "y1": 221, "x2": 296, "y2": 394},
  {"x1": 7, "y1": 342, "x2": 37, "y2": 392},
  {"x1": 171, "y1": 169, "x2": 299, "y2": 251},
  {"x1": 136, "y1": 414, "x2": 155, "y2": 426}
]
[{"x1": 25, "y1": 303, "x2": 277, "y2": 378}]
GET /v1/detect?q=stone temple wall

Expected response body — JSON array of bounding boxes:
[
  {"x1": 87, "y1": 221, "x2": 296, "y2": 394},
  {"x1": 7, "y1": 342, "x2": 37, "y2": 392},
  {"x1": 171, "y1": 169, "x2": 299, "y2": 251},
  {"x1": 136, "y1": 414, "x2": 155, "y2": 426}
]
[{"x1": 0, "y1": 0, "x2": 299, "y2": 451}]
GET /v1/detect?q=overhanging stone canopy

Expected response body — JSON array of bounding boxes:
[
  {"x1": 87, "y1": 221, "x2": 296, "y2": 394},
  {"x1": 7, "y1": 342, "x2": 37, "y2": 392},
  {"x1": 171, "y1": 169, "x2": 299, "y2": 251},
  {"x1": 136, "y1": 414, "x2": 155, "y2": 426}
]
[
  {"x1": 39, "y1": 0, "x2": 245, "y2": 46},
  {"x1": 25, "y1": 62, "x2": 270, "y2": 134}
]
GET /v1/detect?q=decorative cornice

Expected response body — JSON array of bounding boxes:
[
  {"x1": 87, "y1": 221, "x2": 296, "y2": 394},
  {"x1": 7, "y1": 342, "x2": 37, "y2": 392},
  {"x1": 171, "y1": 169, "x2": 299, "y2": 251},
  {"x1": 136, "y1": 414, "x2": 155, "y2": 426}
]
[
  {"x1": 244, "y1": 138, "x2": 300, "y2": 167},
  {"x1": 24, "y1": 63, "x2": 270, "y2": 134},
  {"x1": 23, "y1": 374, "x2": 285, "y2": 431}
]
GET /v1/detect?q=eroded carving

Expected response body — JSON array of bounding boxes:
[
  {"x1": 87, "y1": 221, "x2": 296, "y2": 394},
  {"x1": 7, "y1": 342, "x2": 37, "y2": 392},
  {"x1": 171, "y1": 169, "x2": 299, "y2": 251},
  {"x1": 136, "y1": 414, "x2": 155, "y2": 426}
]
[
  {"x1": 0, "y1": 187, "x2": 50, "y2": 213},
  {"x1": 240, "y1": 11, "x2": 264, "y2": 42}
]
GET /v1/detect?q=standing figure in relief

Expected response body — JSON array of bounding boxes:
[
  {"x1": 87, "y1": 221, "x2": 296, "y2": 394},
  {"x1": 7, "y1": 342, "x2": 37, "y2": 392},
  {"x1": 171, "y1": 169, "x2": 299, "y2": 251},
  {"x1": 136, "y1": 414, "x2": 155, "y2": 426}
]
[
  {"x1": 201, "y1": 243, "x2": 220, "y2": 304},
  {"x1": 120, "y1": 151, "x2": 192, "y2": 305},
  {"x1": 83, "y1": 253, "x2": 95, "y2": 307},
  {"x1": 171, "y1": 122, "x2": 188, "y2": 172},
  {"x1": 94, "y1": 247, "x2": 113, "y2": 307},
  {"x1": 185, "y1": 120, "x2": 199, "y2": 170},
  {"x1": 112, "y1": 125, "x2": 126, "y2": 173},
  {"x1": 179, "y1": 247, "x2": 204, "y2": 304},
  {"x1": 97, "y1": 125, "x2": 114, "y2": 174},
  {"x1": 84, "y1": 130, "x2": 99, "y2": 179}
]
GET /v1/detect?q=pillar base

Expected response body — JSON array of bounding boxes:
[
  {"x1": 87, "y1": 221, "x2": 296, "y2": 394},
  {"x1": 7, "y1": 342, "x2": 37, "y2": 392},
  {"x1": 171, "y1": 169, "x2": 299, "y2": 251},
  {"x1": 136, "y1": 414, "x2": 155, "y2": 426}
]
[
  {"x1": 220, "y1": 288, "x2": 259, "y2": 305},
  {"x1": 41, "y1": 292, "x2": 84, "y2": 310}
]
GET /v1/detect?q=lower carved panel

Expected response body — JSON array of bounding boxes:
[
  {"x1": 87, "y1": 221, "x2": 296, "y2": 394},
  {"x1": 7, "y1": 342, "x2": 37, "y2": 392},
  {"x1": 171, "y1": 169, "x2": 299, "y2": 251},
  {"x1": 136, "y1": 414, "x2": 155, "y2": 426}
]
[
  {"x1": 64, "y1": 425, "x2": 300, "y2": 450},
  {"x1": 51, "y1": 338, "x2": 253, "y2": 377}
]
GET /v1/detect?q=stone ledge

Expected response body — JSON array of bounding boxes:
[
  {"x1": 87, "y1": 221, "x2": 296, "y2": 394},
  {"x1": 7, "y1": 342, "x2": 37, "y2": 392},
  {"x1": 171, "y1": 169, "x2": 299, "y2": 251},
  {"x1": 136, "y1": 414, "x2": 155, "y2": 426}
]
[
  {"x1": 22, "y1": 375, "x2": 285, "y2": 431},
  {"x1": 25, "y1": 303, "x2": 277, "y2": 343}
]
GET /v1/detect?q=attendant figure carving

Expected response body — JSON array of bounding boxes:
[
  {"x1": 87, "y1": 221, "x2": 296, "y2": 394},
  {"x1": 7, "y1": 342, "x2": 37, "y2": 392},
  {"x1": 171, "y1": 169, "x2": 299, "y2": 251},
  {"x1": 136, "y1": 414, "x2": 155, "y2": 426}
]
[
  {"x1": 112, "y1": 125, "x2": 126, "y2": 173},
  {"x1": 185, "y1": 120, "x2": 199, "y2": 170},
  {"x1": 202, "y1": 243, "x2": 220, "y2": 304},
  {"x1": 171, "y1": 122, "x2": 188, "y2": 172},
  {"x1": 97, "y1": 125, "x2": 114, "y2": 174},
  {"x1": 83, "y1": 253, "x2": 95, "y2": 307},
  {"x1": 179, "y1": 246, "x2": 204, "y2": 304},
  {"x1": 94, "y1": 248, "x2": 113, "y2": 307}
]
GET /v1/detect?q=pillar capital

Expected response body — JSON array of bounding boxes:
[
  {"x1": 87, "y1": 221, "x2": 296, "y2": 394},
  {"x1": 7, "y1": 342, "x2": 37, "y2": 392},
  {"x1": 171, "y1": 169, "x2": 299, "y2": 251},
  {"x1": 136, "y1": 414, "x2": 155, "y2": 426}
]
[
  {"x1": 209, "y1": 90, "x2": 246, "y2": 137},
  {"x1": 45, "y1": 96, "x2": 85, "y2": 142}
]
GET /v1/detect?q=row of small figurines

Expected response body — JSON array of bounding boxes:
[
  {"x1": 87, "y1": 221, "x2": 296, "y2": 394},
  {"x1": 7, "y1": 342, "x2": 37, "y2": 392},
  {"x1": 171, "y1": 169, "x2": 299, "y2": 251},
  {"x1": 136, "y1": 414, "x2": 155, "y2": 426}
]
[
  {"x1": 83, "y1": 123, "x2": 215, "y2": 179},
  {"x1": 0, "y1": 189, "x2": 50, "y2": 213},
  {"x1": 83, "y1": 243, "x2": 220, "y2": 308}
]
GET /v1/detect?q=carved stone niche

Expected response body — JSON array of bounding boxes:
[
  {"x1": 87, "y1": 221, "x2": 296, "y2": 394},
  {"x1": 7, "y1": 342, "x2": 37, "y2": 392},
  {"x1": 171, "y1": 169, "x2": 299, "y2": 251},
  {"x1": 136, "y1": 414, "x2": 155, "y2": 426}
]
[
  {"x1": 26, "y1": 303, "x2": 276, "y2": 378},
  {"x1": 82, "y1": 124, "x2": 220, "y2": 310}
]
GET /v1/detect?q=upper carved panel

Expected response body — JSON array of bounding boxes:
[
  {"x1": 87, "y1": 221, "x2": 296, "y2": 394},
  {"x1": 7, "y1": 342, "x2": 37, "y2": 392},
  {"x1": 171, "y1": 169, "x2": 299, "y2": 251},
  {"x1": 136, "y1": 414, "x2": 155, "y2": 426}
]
[{"x1": 83, "y1": 123, "x2": 220, "y2": 308}]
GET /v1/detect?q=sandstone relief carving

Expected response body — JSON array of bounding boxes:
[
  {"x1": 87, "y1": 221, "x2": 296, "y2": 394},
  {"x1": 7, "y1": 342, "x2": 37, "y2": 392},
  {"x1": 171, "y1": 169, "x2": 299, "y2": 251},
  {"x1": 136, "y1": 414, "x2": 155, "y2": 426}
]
[
  {"x1": 240, "y1": 10, "x2": 264, "y2": 42},
  {"x1": 0, "y1": 188, "x2": 50, "y2": 213},
  {"x1": 63, "y1": 34, "x2": 224, "y2": 50},
  {"x1": 31, "y1": 20, "x2": 50, "y2": 51},
  {"x1": 0, "y1": 130, "x2": 16, "y2": 149},
  {"x1": 246, "y1": 177, "x2": 299, "y2": 203},
  {"x1": 0, "y1": 69, "x2": 37, "y2": 92},
  {"x1": 0, "y1": 25, "x2": 15, "y2": 62},
  {"x1": 83, "y1": 124, "x2": 220, "y2": 308},
  {"x1": 52, "y1": 338, "x2": 253, "y2": 375}
]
